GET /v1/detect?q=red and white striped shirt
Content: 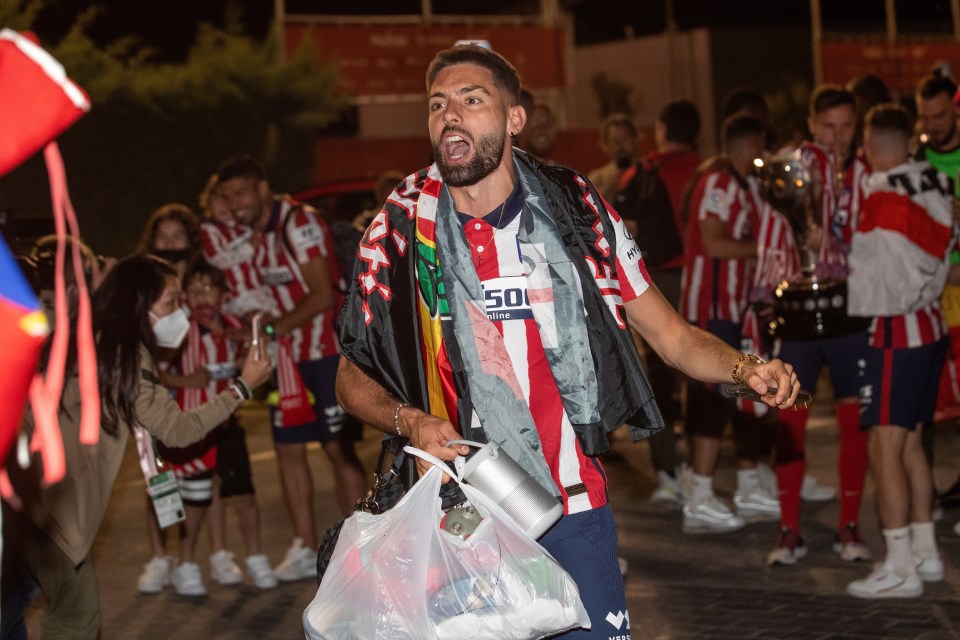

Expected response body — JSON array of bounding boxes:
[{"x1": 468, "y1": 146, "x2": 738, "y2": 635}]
[
  {"x1": 680, "y1": 168, "x2": 758, "y2": 327},
  {"x1": 459, "y1": 187, "x2": 651, "y2": 515},
  {"x1": 849, "y1": 161, "x2": 955, "y2": 348},
  {"x1": 254, "y1": 197, "x2": 341, "y2": 363},
  {"x1": 165, "y1": 311, "x2": 241, "y2": 477},
  {"x1": 799, "y1": 143, "x2": 869, "y2": 277},
  {"x1": 200, "y1": 221, "x2": 275, "y2": 318},
  {"x1": 177, "y1": 312, "x2": 242, "y2": 409}
]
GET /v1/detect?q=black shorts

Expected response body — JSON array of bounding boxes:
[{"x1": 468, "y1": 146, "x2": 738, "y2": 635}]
[
  {"x1": 270, "y1": 355, "x2": 363, "y2": 444},
  {"x1": 216, "y1": 424, "x2": 255, "y2": 498}
]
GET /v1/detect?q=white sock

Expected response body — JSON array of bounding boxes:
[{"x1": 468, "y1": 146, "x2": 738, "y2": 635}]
[
  {"x1": 910, "y1": 522, "x2": 938, "y2": 560},
  {"x1": 883, "y1": 526, "x2": 915, "y2": 576},
  {"x1": 691, "y1": 473, "x2": 714, "y2": 503},
  {"x1": 737, "y1": 468, "x2": 759, "y2": 494}
]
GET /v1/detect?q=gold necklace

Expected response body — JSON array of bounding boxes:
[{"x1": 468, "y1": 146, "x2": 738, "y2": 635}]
[{"x1": 465, "y1": 199, "x2": 507, "y2": 267}]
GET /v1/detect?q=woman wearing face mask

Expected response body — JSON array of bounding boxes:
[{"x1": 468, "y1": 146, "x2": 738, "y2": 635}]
[
  {"x1": 136, "y1": 203, "x2": 201, "y2": 282},
  {"x1": 0, "y1": 255, "x2": 272, "y2": 639}
]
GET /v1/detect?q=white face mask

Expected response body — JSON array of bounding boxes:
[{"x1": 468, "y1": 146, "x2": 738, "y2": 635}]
[{"x1": 151, "y1": 308, "x2": 190, "y2": 348}]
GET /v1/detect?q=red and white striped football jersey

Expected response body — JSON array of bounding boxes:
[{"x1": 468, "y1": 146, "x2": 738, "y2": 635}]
[
  {"x1": 177, "y1": 312, "x2": 242, "y2": 409},
  {"x1": 680, "y1": 168, "x2": 758, "y2": 327},
  {"x1": 169, "y1": 312, "x2": 241, "y2": 477},
  {"x1": 254, "y1": 197, "x2": 341, "y2": 363},
  {"x1": 849, "y1": 161, "x2": 955, "y2": 348},
  {"x1": 799, "y1": 143, "x2": 869, "y2": 275},
  {"x1": 459, "y1": 194, "x2": 651, "y2": 515},
  {"x1": 200, "y1": 221, "x2": 275, "y2": 317}
]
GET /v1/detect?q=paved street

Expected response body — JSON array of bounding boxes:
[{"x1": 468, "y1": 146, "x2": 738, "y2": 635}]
[{"x1": 21, "y1": 391, "x2": 960, "y2": 639}]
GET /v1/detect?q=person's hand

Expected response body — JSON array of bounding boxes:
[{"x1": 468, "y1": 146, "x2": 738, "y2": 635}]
[
  {"x1": 948, "y1": 263, "x2": 960, "y2": 286},
  {"x1": 802, "y1": 221, "x2": 823, "y2": 254},
  {"x1": 740, "y1": 357, "x2": 800, "y2": 408},
  {"x1": 238, "y1": 340, "x2": 272, "y2": 390},
  {"x1": 399, "y1": 406, "x2": 470, "y2": 481},
  {"x1": 184, "y1": 367, "x2": 211, "y2": 389}
]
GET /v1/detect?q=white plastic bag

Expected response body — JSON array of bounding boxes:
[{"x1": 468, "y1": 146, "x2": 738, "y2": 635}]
[{"x1": 303, "y1": 447, "x2": 590, "y2": 640}]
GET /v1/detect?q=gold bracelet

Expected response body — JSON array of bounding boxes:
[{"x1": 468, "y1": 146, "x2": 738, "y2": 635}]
[
  {"x1": 732, "y1": 353, "x2": 765, "y2": 386},
  {"x1": 393, "y1": 402, "x2": 408, "y2": 437}
]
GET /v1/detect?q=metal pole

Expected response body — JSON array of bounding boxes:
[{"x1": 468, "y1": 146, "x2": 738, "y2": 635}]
[
  {"x1": 952, "y1": 0, "x2": 960, "y2": 40},
  {"x1": 810, "y1": 0, "x2": 822, "y2": 87},
  {"x1": 274, "y1": 0, "x2": 286, "y2": 62},
  {"x1": 885, "y1": 0, "x2": 897, "y2": 43}
]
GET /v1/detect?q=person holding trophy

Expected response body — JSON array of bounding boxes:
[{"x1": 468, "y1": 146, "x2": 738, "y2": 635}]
[{"x1": 755, "y1": 86, "x2": 873, "y2": 566}]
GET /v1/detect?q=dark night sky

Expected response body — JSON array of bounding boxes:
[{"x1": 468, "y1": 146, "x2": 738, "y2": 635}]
[{"x1": 27, "y1": 0, "x2": 954, "y2": 57}]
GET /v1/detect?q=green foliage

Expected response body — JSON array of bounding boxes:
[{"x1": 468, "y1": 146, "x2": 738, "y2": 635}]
[
  {"x1": 0, "y1": 2, "x2": 348, "y2": 256},
  {"x1": 590, "y1": 72, "x2": 634, "y2": 119}
]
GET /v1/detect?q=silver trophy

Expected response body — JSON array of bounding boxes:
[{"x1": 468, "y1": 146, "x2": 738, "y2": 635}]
[{"x1": 758, "y1": 146, "x2": 868, "y2": 341}]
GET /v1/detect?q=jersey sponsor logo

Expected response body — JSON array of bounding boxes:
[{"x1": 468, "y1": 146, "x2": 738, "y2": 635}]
[
  {"x1": 261, "y1": 265, "x2": 294, "y2": 286},
  {"x1": 204, "y1": 361, "x2": 237, "y2": 381},
  {"x1": 481, "y1": 275, "x2": 533, "y2": 321}
]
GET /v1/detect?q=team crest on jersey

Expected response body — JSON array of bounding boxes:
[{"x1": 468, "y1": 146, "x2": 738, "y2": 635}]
[{"x1": 707, "y1": 188, "x2": 727, "y2": 211}]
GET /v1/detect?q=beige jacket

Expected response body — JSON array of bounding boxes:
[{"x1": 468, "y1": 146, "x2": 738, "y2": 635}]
[{"x1": 8, "y1": 346, "x2": 241, "y2": 566}]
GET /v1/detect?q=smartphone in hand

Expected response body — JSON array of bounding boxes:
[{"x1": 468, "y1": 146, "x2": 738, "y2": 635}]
[{"x1": 250, "y1": 313, "x2": 262, "y2": 360}]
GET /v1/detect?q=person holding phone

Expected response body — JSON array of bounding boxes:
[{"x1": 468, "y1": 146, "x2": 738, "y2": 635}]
[{"x1": 1, "y1": 255, "x2": 272, "y2": 639}]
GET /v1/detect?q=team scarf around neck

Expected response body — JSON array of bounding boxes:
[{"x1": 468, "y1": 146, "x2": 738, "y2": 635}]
[{"x1": 415, "y1": 159, "x2": 608, "y2": 495}]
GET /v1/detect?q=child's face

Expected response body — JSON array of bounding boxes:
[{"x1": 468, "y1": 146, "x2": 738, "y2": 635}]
[
  {"x1": 208, "y1": 187, "x2": 235, "y2": 225},
  {"x1": 185, "y1": 274, "x2": 224, "y2": 310}
]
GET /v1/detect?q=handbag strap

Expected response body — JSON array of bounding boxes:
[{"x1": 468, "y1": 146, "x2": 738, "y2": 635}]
[{"x1": 402, "y1": 446, "x2": 463, "y2": 484}]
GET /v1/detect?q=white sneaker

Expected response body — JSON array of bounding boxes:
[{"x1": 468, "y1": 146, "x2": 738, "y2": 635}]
[
  {"x1": 915, "y1": 554, "x2": 944, "y2": 582},
  {"x1": 209, "y1": 549, "x2": 243, "y2": 586},
  {"x1": 847, "y1": 563, "x2": 922, "y2": 599},
  {"x1": 650, "y1": 470, "x2": 685, "y2": 506},
  {"x1": 273, "y1": 537, "x2": 316, "y2": 582},
  {"x1": 734, "y1": 484, "x2": 781, "y2": 521},
  {"x1": 246, "y1": 554, "x2": 278, "y2": 589},
  {"x1": 683, "y1": 495, "x2": 746, "y2": 534},
  {"x1": 137, "y1": 555, "x2": 173, "y2": 594},
  {"x1": 756, "y1": 463, "x2": 778, "y2": 496},
  {"x1": 172, "y1": 562, "x2": 207, "y2": 596},
  {"x1": 800, "y1": 474, "x2": 836, "y2": 502},
  {"x1": 833, "y1": 523, "x2": 871, "y2": 562},
  {"x1": 767, "y1": 527, "x2": 808, "y2": 566}
]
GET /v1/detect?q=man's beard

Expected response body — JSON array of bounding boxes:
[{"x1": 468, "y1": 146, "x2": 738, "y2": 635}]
[
  {"x1": 434, "y1": 127, "x2": 506, "y2": 187},
  {"x1": 932, "y1": 123, "x2": 958, "y2": 149}
]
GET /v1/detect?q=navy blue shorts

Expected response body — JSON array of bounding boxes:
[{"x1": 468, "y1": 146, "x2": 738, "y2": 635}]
[
  {"x1": 773, "y1": 330, "x2": 869, "y2": 397},
  {"x1": 539, "y1": 505, "x2": 630, "y2": 639},
  {"x1": 859, "y1": 339, "x2": 946, "y2": 431},
  {"x1": 270, "y1": 355, "x2": 363, "y2": 444}
]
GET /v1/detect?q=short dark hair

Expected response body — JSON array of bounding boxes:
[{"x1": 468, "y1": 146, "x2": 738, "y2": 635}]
[
  {"x1": 917, "y1": 73, "x2": 958, "y2": 101},
  {"x1": 809, "y1": 84, "x2": 856, "y2": 115},
  {"x1": 720, "y1": 87, "x2": 768, "y2": 120},
  {"x1": 865, "y1": 103, "x2": 913, "y2": 137},
  {"x1": 600, "y1": 112, "x2": 637, "y2": 143},
  {"x1": 721, "y1": 113, "x2": 766, "y2": 149},
  {"x1": 426, "y1": 45, "x2": 521, "y2": 106},
  {"x1": 184, "y1": 256, "x2": 227, "y2": 292},
  {"x1": 847, "y1": 75, "x2": 891, "y2": 110},
  {"x1": 216, "y1": 155, "x2": 267, "y2": 184},
  {"x1": 659, "y1": 100, "x2": 701, "y2": 146}
]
